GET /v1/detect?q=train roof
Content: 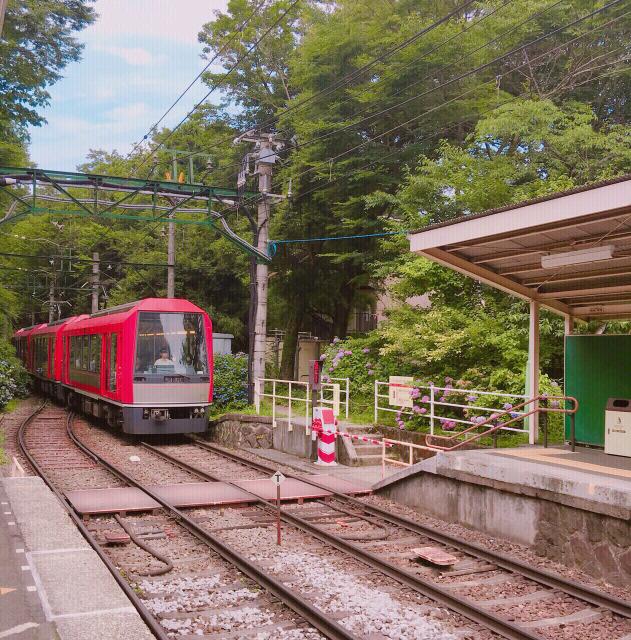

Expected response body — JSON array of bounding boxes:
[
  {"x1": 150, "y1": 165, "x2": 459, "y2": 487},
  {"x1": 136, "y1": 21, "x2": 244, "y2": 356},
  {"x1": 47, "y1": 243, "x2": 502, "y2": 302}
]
[
  {"x1": 14, "y1": 299, "x2": 207, "y2": 338},
  {"x1": 90, "y1": 298, "x2": 205, "y2": 318},
  {"x1": 64, "y1": 298, "x2": 208, "y2": 332}
]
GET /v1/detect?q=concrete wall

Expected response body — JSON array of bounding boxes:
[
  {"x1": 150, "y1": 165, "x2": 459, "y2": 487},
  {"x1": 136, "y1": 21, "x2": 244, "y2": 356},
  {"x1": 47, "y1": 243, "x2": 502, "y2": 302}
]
[{"x1": 378, "y1": 472, "x2": 631, "y2": 586}]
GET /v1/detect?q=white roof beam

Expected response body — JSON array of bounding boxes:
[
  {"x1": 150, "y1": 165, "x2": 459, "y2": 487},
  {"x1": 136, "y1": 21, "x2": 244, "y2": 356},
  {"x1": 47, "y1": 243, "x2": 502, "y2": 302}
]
[{"x1": 539, "y1": 284, "x2": 631, "y2": 299}]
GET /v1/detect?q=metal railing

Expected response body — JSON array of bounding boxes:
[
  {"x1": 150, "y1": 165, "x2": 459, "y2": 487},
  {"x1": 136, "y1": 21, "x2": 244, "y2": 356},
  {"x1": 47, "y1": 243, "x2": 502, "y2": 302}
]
[
  {"x1": 375, "y1": 380, "x2": 528, "y2": 435},
  {"x1": 380, "y1": 395, "x2": 579, "y2": 476},
  {"x1": 327, "y1": 377, "x2": 350, "y2": 419},
  {"x1": 254, "y1": 378, "x2": 341, "y2": 432}
]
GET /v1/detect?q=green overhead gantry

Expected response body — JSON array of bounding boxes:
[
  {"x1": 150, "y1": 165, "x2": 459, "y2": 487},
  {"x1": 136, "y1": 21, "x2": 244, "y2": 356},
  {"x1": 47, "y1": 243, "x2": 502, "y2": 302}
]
[{"x1": 0, "y1": 166, "x2": 270, "y2": 263}]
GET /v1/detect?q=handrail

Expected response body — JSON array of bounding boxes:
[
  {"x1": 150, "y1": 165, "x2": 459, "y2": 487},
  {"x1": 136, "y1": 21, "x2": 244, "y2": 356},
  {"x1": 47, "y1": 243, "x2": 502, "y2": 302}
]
[
  {"x1": 381, "y1": 395, "x2": 579, "y2": 476},
  {"x1": 424, "y1": 395, "x2": 578, "y2": 452}
]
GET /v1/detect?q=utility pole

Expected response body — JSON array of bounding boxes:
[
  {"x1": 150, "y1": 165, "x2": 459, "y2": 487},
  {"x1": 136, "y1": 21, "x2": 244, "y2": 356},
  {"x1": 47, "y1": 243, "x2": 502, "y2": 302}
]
[
  {"x1": 167, "y1": 155, "x2": 178, "y2": 299},
  {"x1": 0, "y1": 0, "x2": 8, "y2": 38},
  {"x1": 234, "y1": 132, "x2": 285, "y2": 400},
  {"x1": 91, "y1": 252, "x2": 100, "y2": 313},
  {"x1": 48, "y1": 280, "x2": 55, "y2": 323}
]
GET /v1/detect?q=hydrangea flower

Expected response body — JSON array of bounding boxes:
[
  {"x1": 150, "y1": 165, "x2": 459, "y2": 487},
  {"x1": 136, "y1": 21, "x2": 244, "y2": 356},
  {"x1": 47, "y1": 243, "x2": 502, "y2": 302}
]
[
  {"x1": 421, "y1": 395, "x2": 430, "y2": 403},
  {"x1": 333, "y1": 337, "x2": 340, "y2": 343},
  {"x1": 466, "y1": 395, "x2": 478, "y2": 403},
  {"x1": 503, "y1": 402, "x2": 513, "y2": 411},
  {"x1": 445, "y1": 376, "x2": 453, "y2": 383},
  {"x1": 344, "y1": 350, "x2": 352, "y2": 356},
  {"x1": 367, "y1": 370, "x2": 375, "y2": 376},
  {"x1": 439, "y1": 396, "x2": 447, "y2": 403},
  {"x1": 320, "y1": 354, "x2": 326, "y2": 360},
  {"x1": 362, "y1": 347, "x2": 370, "y2": 353},
  {"x1": 419, "y1": 407, "x2": 427, "y2": 414}
]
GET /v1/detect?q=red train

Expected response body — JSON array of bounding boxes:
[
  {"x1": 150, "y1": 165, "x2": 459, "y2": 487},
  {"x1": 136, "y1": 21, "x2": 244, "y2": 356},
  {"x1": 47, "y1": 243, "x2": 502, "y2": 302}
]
[{"x1": 13, "y1": 298, "x2": 213, "y2": 434}]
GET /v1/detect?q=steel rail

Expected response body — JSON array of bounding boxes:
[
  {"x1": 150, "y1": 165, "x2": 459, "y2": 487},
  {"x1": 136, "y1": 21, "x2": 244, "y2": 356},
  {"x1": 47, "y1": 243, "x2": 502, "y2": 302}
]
[
  {"x1": 142, "y1": 442, "x2": 543, "y2": 640},
  {"x1": 189, "y1": 438, "x2": 631, "y2": 619},
  {"x1": 16, "y1": 405, "x2": 170, "y2": 640},
  {"x1": 64, "y1": 420, "x2": 359, "y2": 640}
]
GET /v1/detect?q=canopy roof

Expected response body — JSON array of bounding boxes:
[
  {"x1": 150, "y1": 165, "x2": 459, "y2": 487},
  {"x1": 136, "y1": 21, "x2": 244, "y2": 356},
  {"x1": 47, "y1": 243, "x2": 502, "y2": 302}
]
[{"x1": 408, "y1": 175, "x2": 631, "y2": 320}]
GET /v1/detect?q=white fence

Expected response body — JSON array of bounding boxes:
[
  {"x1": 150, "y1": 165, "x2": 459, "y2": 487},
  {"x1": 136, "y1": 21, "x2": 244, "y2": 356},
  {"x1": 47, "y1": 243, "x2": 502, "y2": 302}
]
[
  {"x1": 374, "y1": 380, "x2": 528, "y2": 436},
  {"x1": 254, "y1": 378, "x2": 347, "y2": 432}
]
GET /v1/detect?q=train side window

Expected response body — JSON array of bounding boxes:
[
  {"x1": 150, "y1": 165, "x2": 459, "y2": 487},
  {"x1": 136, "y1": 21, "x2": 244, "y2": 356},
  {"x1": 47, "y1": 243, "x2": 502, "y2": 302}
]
[
  {"x1": 49, "y1": 337, "x2": 55, "y2": 377},
  {"x1": 81, "y1": 335, "x2": 89, "y2": 370},
  {"x1": 90, "y1": 335, "x2": 101, "y2": 373},
  {"x1": 109, "y1": 334, "x2": 117, "y2": 392}
]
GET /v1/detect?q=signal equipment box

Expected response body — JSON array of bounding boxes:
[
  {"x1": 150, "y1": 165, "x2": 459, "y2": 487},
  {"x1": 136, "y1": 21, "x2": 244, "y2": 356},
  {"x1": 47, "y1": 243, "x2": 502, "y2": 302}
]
[{"x1": 604, "y1": 398, "x2": 631, "y2": 458}]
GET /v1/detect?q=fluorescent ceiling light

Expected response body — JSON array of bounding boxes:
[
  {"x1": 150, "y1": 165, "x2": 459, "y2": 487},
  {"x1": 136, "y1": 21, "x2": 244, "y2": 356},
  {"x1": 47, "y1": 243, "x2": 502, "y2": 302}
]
[{"x1": 541, "y1": 245, "x2": 614, "y2": 269}]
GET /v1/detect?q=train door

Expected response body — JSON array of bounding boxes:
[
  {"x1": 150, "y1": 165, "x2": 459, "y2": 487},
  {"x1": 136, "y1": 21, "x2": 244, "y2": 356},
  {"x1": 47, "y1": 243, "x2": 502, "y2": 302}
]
[{"x1": 104, "y1": 333, "x2": 118, "y2": 397}]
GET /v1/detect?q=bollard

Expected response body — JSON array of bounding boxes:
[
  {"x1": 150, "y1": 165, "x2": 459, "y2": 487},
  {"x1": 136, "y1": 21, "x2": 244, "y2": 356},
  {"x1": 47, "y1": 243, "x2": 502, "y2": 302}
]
[{"x1": 313, "y1": 407, "x2": 337, "y2": 466}]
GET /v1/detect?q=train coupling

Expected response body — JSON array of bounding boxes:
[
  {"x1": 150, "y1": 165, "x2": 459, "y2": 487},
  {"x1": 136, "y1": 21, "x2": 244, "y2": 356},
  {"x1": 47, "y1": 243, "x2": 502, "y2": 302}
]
[{"x1": 144, "y1": 408, "x2": 169, "y2": 421}]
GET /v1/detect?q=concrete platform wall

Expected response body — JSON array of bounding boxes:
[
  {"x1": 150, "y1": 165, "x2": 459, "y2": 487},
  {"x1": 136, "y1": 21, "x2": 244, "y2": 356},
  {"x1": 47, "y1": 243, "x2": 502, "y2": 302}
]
[{"x1": 378, "y1": 469, "x2": 631, "y2": 586}]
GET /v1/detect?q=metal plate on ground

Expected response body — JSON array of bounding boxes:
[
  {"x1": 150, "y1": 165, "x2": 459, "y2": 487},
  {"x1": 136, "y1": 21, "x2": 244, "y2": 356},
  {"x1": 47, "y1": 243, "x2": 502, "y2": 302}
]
[
  {"x1": 413, "y1": 546, "x2": 458, "y2": 566},
  {"x1": 308, "y1": 474, "x2": 372, "y2": 495},
  {"x1": 65, "y1": 482, "x2": 256, "y2": 515},
  {"x1": 234, "y1": 478, "x2": 333, "y2": 502}
]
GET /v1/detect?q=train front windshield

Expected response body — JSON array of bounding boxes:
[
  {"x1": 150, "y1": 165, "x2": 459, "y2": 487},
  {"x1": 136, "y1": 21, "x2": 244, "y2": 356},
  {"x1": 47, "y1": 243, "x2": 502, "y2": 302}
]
[{"x1": 135, "y1": 312, "x2": 208, "y2": 376}]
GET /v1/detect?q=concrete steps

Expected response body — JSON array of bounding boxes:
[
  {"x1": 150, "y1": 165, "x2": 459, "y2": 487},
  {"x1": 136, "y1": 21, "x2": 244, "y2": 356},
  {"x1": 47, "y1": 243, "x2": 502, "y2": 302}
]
[{"x1": 336, "y1": 422, "x2": 385, "y2": 466}]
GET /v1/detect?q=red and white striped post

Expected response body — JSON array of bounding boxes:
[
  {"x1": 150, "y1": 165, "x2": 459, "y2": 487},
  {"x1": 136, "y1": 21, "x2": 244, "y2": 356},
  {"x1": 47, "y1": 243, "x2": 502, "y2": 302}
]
[{"x1": 313, "y1": 407, "x2": 337, "y2": 466}]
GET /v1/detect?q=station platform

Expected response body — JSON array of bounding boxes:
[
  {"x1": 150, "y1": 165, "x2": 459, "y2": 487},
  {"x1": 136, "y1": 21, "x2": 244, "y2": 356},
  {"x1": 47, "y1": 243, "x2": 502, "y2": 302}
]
[
  {"x1": 374, "y1": 445, "x2": 631, "y2": 585},
  {"x1": 0, "y1": 476, "x2": 154, "y2": 640}
]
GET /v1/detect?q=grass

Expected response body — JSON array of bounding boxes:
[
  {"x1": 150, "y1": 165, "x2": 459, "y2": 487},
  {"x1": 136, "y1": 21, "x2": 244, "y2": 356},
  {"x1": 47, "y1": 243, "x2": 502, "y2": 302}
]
[{"x1": 0, "y1": 399, "x2": 20, "y2": 466}]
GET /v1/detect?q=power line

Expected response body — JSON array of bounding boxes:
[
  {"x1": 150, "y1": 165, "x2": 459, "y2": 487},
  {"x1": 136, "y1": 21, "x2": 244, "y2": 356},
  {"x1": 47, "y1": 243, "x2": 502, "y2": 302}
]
[
  {"x1": 132, "y1": 0, "x2": 302, "y2": 178},
  {"x1": 271, "y1": 55, "x2": 628, "y2": 215},
  {"x1": 127, "y1": 0, "x2": 269, "y2": 160},
  {"x1": 219, "y1": 0, "x2": 556, "y2": 184},
  {"x1": 258, "y1": 1, "x2": 627, "y2": 199},
  {"x1": 193, "y1": 0, "x2": 480, "y2": 163}
]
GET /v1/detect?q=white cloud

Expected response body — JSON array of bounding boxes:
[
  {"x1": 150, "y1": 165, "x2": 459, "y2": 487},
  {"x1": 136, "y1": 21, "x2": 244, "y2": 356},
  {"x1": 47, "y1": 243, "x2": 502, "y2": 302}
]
[
  {"x1": 106, "y1": 102, "x2": 151, "y2": 121},
  {"x1": 98, "y1": 45, "x2": 157, "y2": 66},
  {"x1": 90, "y1": 0, "x2": 227, "y2": 44}
]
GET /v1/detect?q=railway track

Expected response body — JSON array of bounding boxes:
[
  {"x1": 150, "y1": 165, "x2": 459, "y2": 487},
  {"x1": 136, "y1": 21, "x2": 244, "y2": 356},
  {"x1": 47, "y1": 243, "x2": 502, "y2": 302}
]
[
  {"x1": 136, "y1": 437, "x2": 631, "y2": 640},
  {"x1": 15, "y1": 403, "x2": 631, "y2": 639},
  {"x1": 16, "y1": 403, "x2": 360, "y2": 640}
]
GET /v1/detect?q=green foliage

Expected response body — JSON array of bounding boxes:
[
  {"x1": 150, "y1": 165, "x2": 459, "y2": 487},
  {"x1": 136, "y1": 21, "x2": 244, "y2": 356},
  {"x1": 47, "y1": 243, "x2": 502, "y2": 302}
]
[
  {"x1": 212, "y1": 353, "x2": 249, "y2": 411},
  {"x1": 0, "y1": 0, "x2": 95, "y2": 135},
  {"x1": 0, "y1": 338, "x2": 29, "y2": 411}
]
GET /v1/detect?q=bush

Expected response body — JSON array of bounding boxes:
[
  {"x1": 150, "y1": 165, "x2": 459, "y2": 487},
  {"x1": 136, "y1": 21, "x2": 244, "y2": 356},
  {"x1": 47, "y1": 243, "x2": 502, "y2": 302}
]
[
  {"x1": 212, "y1": 353, "x2": 248, "y2": 411},
  {"x1": 0, "y1": 338, "x2": 28, "y2": 411}
]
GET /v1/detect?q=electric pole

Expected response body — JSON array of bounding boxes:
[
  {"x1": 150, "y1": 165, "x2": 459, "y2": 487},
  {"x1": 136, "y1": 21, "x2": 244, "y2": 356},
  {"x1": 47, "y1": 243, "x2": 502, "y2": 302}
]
[
  {"x1": 48, "y1": 280, "x2": 55, "y2": 323},
  {"x1": 235, "y1": 132, "x2": 285, "y2": 399},
  {"x1": 0, "y1": 0, "x2": 8, "y2": 38},
  {"x1": 91, "y1": 252, "x2": 100, "y2": 313},
  {"x1": 167, "y1": 155, "x2": 178, "y2": 299}
]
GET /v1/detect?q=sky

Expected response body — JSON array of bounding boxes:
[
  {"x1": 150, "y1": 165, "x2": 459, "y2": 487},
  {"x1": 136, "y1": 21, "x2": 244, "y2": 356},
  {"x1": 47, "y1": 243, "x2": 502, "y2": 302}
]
[{"x1": 28, "y1": 0, "x2": 228, "y2": 172}]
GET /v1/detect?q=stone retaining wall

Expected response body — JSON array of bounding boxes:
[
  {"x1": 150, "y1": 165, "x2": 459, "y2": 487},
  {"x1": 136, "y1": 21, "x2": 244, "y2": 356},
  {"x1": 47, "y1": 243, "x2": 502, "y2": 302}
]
[
  {"x1": 535, "y1": 499, "x2": 631, "y2": 586},
  {"x1": 208, "y1": 413, "x2": 274, "y2": 449}
]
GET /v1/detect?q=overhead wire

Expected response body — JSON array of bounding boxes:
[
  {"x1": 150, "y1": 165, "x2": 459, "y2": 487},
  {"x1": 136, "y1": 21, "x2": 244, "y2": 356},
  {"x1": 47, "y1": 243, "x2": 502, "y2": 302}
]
[
  {"x1": 127, "y1": 0, "x2": 270, "y2": 162},
  {"x1": 186, "y1": 0, "x2": 481, "y2": 164},
  {"x1": 218, "y1": 0, "x2": 560, "y2": 184},
  {"x1": 246, "y1": 0, "x2": 628, "y2": 204},
  {"x1": 267, "y1": 62, "x2": 629, "y2": 251},
  {"x1": 132, "y1": 0, "x2": 302, "y2": 178}
]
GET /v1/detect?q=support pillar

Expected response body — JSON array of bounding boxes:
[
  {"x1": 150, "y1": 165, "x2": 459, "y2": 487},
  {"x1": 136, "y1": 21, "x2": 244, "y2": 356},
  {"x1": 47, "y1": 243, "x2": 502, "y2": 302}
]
[
  {"x1": 526, "y1": 300, "x2": 540, "y2": 444},
  {"x1": 564, "y1": 315, "x2": 574, "y2": 335}
]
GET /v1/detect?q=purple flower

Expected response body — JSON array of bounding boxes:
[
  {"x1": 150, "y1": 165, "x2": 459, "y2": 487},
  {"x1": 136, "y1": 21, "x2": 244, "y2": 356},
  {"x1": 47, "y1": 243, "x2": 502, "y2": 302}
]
[
  {"x1": 439, "y1": 396, "x2": 447, "y2": 403},
  {"x1": 443, "y1": 421, "x2": 456, "y2": 431},
  {"x1": 445, "y1": 376, "x2": 453, "y2": 383},
  {"x1": 320, "y1": 354, "x2": 326, "y2": 360},
  {"x1": 475, "y1": 416, "x2": 486, "y2": 424},
  {"x1": 489, "y1": 413, "x2": 500, "y2": 422},
  {"x1": 421, "y1": 395, "x2": 430, "y2": 403},
  {"x1": 362, "y1": 347, "x2": 370, "y2": 353},
  {"x1": 503, "y1": 403, "x2": 513, "y2": 411},
  {"x1": 412, "y1": 405, "x2": 422, "y2": 414},
  {"x1": 365, "y1": 362, "x2": 373, "y2": 368},
  {"x1": 333, "y1": 337, "x2": 340, "y2": 343},
  {"x1": 466, "y1": 395, "x2": 477, "y2": 402},
  {"x1": 345, "y1": 350, "x2": 352, "y2": 356},
  {"x1": 368, "y1": 370, "x2": 375, "y2": 376},
  {"x1": 410, "y1": 388, "x2": 420, "y2": 399},
  {"x1": 419, "y1": 407, "x2": 427, "y2": 414},
  {"x1": 550, "y1": 400, "x2": 560, "y2": 409}
]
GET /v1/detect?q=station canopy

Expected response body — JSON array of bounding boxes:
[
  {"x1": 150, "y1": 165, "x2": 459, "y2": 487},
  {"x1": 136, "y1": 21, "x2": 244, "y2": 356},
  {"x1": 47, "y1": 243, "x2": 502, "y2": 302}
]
[{"x1": 408, "y1": 174, "x2": 631, "y2": 321}]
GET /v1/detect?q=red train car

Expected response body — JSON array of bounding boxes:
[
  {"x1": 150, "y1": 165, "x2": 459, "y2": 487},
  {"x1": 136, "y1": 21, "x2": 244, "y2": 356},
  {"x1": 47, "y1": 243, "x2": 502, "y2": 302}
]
[{"x1": 13, "y1": 298, "x2": 213, "y2": 435}]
